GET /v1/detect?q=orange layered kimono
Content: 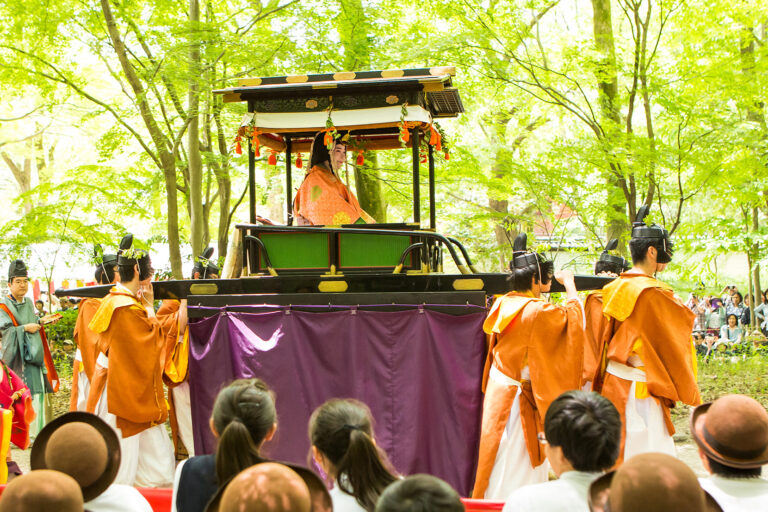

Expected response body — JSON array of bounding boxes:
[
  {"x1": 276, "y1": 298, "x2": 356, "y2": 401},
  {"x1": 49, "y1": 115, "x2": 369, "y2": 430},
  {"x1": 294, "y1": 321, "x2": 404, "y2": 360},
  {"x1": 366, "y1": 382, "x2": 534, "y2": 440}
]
[
  {"x1": 292, "y1": 165, "x2": 375, "y2": 225},
  {"x1": 156, "y1": 300, "x2": 190, "y2": 454},
  {"x1": 88, "y1": 288, "x2": 168, "y2": 437},
  {"x1": 583, "y1": 292, "x2": 608, "y2": 390},
  {"x1": 70, "y1": 297, "x2": 101, "y2": 411},
  {"x1": 472, "y1": 293, "x2": 585, "y2": 498},
  {"x1": 599, "y1": 273, "x2": 700, "y2": 462}
]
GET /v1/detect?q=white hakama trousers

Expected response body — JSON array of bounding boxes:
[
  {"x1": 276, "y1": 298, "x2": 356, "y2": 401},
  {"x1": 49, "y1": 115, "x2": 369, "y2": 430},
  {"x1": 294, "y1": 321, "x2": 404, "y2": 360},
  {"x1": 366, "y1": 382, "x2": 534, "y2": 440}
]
[
  {"x1": 606, "y1": 361, "x2": 675, "y2": 460},
  {"x1": 173, "y1": 381, "x2": 195, "y2": 457},
  {"x1": 114, "y1": 424, "x2": 176, "y2": 487},
  {"x1": 73, "y1": 349, "x2": 90, "y2": 411},
  {"x1": 485, "y1": 368, "x2": 548, "y2": 499}
]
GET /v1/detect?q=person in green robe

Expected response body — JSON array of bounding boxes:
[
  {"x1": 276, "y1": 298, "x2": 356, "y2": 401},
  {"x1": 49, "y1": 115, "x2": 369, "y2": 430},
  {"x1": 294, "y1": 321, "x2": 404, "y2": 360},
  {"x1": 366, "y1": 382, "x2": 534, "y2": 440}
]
[{"x1": 0, "y1": 260, "x2": 53, "y2": 437}]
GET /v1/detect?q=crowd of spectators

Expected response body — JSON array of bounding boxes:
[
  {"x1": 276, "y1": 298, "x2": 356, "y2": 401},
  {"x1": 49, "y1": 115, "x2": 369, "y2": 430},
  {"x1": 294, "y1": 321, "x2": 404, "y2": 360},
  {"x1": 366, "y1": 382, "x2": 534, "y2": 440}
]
[
  {"x1": 687, "y1": 285, "x2": 768, "y2": 359},
  {"x1": 4, "y1": 384, "x2": 766, "y2": 511}
]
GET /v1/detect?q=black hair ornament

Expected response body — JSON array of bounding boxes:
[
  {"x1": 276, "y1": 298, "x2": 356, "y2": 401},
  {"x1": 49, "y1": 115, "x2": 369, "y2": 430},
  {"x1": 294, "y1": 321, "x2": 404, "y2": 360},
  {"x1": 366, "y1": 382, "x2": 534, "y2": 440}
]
[
  {"x1": 631, "y1": 205, "x2": 673, "y2": 264},
  {"x1": 509, "y1": 233, "x2": 552, "y2": 284},
  {"x1": 598, "y1": 238, "x2": 630, "y2": 273}
]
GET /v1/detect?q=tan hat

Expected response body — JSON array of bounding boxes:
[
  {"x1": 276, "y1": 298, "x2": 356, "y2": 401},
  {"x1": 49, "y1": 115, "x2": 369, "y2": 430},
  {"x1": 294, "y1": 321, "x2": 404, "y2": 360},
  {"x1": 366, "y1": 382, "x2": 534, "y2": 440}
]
[
  {"x1": 31, "y1": 412, "x2": 120, "y2": 501},
  {"x1": 588, "y1": 453, "x2": 722, "y2": 512},
  {"x1": 218, "y1": 462, "x2": 311, "y2": 512},
  {"x1": 206, "y1": 462, "x2": 331, "y2": 512},
  {"x1": 0, "y1": 469, "x2": 84, "y2": 512},
  {"x1": 691, "y1": 394, "x2": 768, "y2": 469}
]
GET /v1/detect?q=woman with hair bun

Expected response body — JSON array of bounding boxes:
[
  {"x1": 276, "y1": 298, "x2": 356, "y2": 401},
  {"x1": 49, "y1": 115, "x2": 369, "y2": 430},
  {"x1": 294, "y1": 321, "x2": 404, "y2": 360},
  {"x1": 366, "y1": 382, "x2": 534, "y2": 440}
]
[
  {"x1": 171, "y1": 378, "x2": 277, "y2": 512},
  {"x1": 309, "y1": 398, "x2": 398, "y2": 512}
]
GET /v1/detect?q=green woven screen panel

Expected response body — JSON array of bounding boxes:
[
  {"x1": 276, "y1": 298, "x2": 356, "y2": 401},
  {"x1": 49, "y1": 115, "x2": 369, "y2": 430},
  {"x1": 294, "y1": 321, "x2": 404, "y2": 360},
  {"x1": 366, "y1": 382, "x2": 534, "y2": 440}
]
[
  {"x1": 339, "y1": 233, "x2": 411, "y2": 268},
  {"x1": 259, "y1": 232, "x2": 329, "y2": 269}
]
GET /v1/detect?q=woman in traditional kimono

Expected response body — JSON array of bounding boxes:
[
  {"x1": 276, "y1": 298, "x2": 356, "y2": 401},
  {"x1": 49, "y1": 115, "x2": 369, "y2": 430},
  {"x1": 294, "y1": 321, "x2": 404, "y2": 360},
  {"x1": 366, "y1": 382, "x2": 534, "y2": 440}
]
[{"x1": 293, "y1": 131, "x2": 375, "y2": 226}]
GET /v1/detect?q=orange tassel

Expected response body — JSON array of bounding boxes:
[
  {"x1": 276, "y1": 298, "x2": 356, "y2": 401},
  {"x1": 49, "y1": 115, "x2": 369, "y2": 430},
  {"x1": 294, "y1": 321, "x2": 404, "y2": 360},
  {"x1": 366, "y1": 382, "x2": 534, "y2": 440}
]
[
  {"x1": 429, "y1": 125, "x2": 442, "y2": 152},
  {"x1": 400, "y1": 125, "x2": 411, "y2": 143},
  {"x1": 296, "y1": 154, "x2": 303, "y2": 169},
  {"x1": 356, "y1": 150, "x2": 364, "y2": 166},
  {"x1": 420, "y1": 150, "x2": 427, "y2": 164},
  {"x1": 444, "y1": 151, "x2": 450, "y2": 160},
  {"x1": 268, "y1": 150, "x2": 277, "y2": 166},
  {"x1": 254, "y1": 144, "x2": 261, "y2": 157},
  {"x1": 234, "y1": 135, "x2": 242, "y2": 155},
  {"x1": 324, "y1": 131, "x2": 333, "y2": 147}
]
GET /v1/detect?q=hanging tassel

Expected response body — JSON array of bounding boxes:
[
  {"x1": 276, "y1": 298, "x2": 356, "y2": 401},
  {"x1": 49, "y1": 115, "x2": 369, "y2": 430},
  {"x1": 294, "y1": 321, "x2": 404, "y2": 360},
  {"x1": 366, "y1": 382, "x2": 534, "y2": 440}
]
[
  {"x1": 234, "y1": 135, "x2": 242, "y2": 155},
  {"x1": 399, "y1": 123, "x2": 411, "y2": 143},
  {"x1": 420, "y1": 149, "x2": 427, "y2": 164},
  {"x1": 268, "y1": 150, "x2": 277, "y2": 166},
  {"x1": 296, "y1": 154, "x2": 303, "y2": 169},
  {"x1": 444, "y1": 151, "x2": 450, "y2": 161},
  {"x1": 251, "y1": 129, "x2": 262, "y2": 157},
  {"x1": 429, "y1": 125, "x2": 442, "y2": 152},
  {"x1": 356, "y1": 150, "x2": 365, "y2": 166}
]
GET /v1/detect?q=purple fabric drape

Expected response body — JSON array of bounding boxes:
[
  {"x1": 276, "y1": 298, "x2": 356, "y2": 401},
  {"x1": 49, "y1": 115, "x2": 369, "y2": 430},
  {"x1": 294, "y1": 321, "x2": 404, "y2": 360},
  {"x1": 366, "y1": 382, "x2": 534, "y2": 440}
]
[{"x1": 188, "y1": 306, "x2": 486, "y2": 495}]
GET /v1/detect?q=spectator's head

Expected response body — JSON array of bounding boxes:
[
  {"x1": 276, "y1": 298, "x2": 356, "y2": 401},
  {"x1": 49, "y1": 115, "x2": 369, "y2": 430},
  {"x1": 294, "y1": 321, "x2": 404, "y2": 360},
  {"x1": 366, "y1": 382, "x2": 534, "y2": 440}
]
[
  {"x1": 691, "y1": 394, "x2": 768, "y2": 478},
  {"x1": 0, "y1": 470, "x2": 83, "y2": 512},
  {"x1": 727, "y1": 314, "x2": 738, "y2": 328},
  {"x1": 309, "y1": 398, "x2": 397, "y2": 511},
  {"x1": 745, "y1": 294, "x2": 752, "y2": 307},
  {"x1": 30, "y1": 412, "x2": 121, "y2": 502},
  {"x1": 733, "y1": 291, "x2": 742, "y2": 306},
  {"x1": 588, "y1": 453, "x2": 721, "y2": 512},
  {"x1": 7, "y1": 259, "x2": 29, "y2": 301},
  {"x1": 543, "y1": 391, "x2": 621, "y2": 476},
  {"x1": 693, "y1": 332, "x2": 704, "y2": 345},
  {"x1": 34, "y1": 300, "x2": 44, "y2": 311},
  {"x1": 375, "y1": 474, "x2": 464, "y2": 512},
  {"x1": 508, "y1": 233, "x2": 553, "y2": 294},
  {"x1": 211, "y1": 378, "x2": 277, "y2": 483},
  {"x1": 218, "y1": 463, "x2": 311, "y2": 512},
  {"x1": 60, "y1": 298, "x2": 71, "y2": 310}
]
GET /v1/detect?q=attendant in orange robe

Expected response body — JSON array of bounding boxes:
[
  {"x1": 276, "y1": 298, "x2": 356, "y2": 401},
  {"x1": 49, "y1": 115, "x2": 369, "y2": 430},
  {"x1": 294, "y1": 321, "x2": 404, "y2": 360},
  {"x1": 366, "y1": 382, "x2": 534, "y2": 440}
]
[
  {"x1": 473, "y1": 234, "x2": 586, "y2": 499},
  {"x1": 293, "y1": 131, "x2": 375, "y2": 226},
  {"x1": 88, "y1": 234, "x2": 175, "y2": 487},
  {"x1": 582, "y1": 239, "x2": 629, "y2": 392},
  {"x1": 156, "y1": 247, "x2": 219, "y2": 459},
  {"x1": 70, "y1": 251, "x2": 118, "y2": 413},
  {"x1": 598, "y1": 207, "x2": 700, "y2": 465}
]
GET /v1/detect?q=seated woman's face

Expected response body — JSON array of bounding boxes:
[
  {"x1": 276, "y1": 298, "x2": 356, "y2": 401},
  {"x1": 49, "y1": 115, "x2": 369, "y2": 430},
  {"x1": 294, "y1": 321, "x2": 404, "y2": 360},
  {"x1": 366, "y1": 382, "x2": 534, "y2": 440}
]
[
  {"x1": 330, "y1": 143, "x2": 347, "y2": 172},
  {"x1": 728, "y1": 316, "x2": 737, "y2": 327}
]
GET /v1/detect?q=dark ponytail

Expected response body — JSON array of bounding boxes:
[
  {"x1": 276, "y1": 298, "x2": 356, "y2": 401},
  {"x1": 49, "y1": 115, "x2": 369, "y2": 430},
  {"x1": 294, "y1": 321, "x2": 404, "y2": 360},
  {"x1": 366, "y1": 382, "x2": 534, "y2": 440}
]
[
  {"x1": 213, "y1": 378, "x2": 276, "y2": 483},
  {"x1": 309, "y1": 399, "x2": 397, "y2": 512}
]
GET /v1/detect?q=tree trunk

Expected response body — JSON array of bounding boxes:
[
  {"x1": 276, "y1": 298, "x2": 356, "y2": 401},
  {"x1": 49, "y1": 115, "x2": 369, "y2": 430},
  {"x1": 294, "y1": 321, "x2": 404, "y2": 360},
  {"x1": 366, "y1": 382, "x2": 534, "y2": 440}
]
[
  {"x1": 591, "y1": 0, "x2": 628, "y2": 247},
  {"x1": 335, "y1": 0, "x2": 387, "y2": 221},
  {"x1": 188, "y1": 0, "x2": 203, "y2": 257},
  {"x1": 354, "y1": 152, "x2": 386, "y2": 222},
  {"x1": 100, "y1": 0, "x2": 182, "y2": 277}
]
